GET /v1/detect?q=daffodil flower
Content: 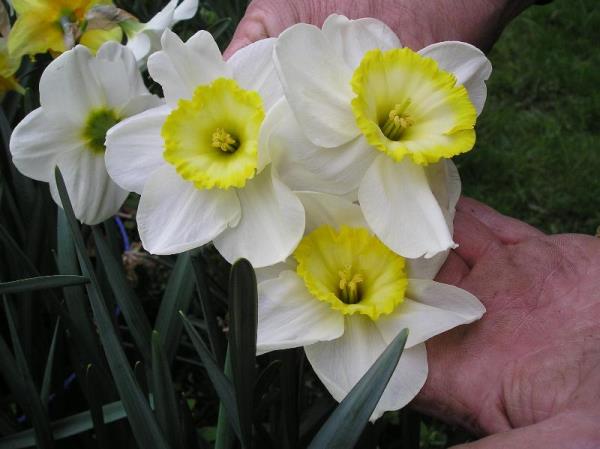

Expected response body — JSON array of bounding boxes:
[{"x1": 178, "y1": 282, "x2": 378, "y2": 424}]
[
  {"x1": 10, "y1": 43, "x2": 162, "y2": 224},
  {"x1": 8, "y1": 0, "x2": 123, "y2": 58},
  {"x1": 271, "y1": 14, "x2": 492, "y2": 259},
  {"x1": 125, "y1": 0, "x2": 198, "y2": 63},
  {"x1": 105, "y1": 30, "x2": 304, "y2": 268},
  {"x1": 256, "y1": 192, "x2": 485, "y2": 420}
]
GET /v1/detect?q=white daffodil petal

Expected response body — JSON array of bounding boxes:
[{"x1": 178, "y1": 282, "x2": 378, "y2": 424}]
[
  {"x1": 228, "y1": 38, "x2": 282, "y2": 111},
  {"x1": 296, "y1": 192, "x2": 366, "y2": 234},
  {"x1": 118, "y1": 94, "x2": 164, "y2": 117},
  {"x1": 257, "y1": 271, "x2": 344, "y2": 355},
  {"x1": 405, "y1": 159, "x2": 461, "y2": 280},
  {"x1": 10, "y1": 109, "x2": 81, "y2": 182},
  {"x1": 255, "y1": 260, "x2": 296, "y2": 283},
  {"x1": 322, "y1": 14, "x2": 401, "y2": 70},
  {"x1": 265, "y1": 100, "x2": 375, "y2": 194},
  {"x1": 94, "y1": 42, "x2": 149, "y2": 107},
  {"x1": 377, "y1": 279, "x2": 485, "y2": 348},
  {"x1": 126, "y1": 33, "x2": 151, "y2": 62},
  {"x1": 358, "y1": 154, "x2": 455, "y2": 259},
  {"x1": 419, "y1": 41, "x2": 492, "y2": 116},
  {"x1": 49, "y1": 150, "x2": 129, "y2": 225},
  {"x1": 148, "y1": 29, "x2": 229, "y2": 104},
  {"x1": 105, "y1": 104, "x2": 171, "y2": 194},
  {"x1": 213, "y1": 167, "x2": 305, "y2": 268},
  {"x1": 39, "y1": 46, "x2": 103, "y2": 125},
  {"x1": 173, "y1": 0, "x2": 199, "y2": 22},
  {"x1": 305, "y1": 315, "x2": 428, "y2": 420},
  {"x1": 145, "y1": 0, "x2": 178, "y2": 30},
  {"x1": 274, "y1": 23, "x2": 358, "y2": 148},
  {"x1": 137, "y1": 165, "x2": 241, "y2": 254}
]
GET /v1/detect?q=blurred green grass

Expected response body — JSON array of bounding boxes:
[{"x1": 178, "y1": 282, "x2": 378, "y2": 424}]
[{"x1": 458, "y1": 0, "x2": 600, "y2": 235}]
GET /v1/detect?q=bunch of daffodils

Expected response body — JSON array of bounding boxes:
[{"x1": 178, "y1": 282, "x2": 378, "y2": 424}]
[{"x1": 9, "y1": 13, "x2": 491, "y2": 419}]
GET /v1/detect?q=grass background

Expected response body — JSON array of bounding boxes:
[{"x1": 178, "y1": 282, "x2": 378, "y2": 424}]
[{"x1": 459, "y1": 0, "x2": 599, "y2": 235}]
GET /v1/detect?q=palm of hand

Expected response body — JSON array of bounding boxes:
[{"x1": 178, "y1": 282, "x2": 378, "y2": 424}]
[{"x1": 418, "y1": 198, "x2": 600, "y2": 448}]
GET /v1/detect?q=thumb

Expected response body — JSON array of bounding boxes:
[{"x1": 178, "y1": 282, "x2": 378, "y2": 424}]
[
  {"x1": 451, "y1": 413, "x2": 597, "y2": 449},
  {"x1": 223, "y1": 13, "x2": 270, "y2": 59}
]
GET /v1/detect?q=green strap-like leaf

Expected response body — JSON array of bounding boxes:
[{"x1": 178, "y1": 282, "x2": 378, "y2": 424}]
[
  {"x1": 41, "y1": 318, "x2": 61, "y2": 409},
  {"x1": 155, "y1": 252, "x2": 195, "y2": 365},
  {"x1": 54, "y1": 167, "x2": 170, "y2": 449},
  {"x1": 307, "y1": 328, "x2": 409, "y2": 449},
  {"x1": 228, "y1": 259, "x2": 258, "y2": 449},
  {"x1": 180, "y1": 312, "x2": 242, "y2": 440},
  {"x1": 0, "y1": 275, "x2": 89, "y2": 295},
  {"x1": 93, "y1": 228, "x2": 152, "y2": 364},
  {"x1": 151, "y1": 331, "x2": 182, "y2": 449}
]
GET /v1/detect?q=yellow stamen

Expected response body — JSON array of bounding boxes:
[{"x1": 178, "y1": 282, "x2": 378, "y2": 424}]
[
  {"x1": 211, "y1": 128, "x2": 239, "y2": 153},
  {"x1": 380, "y1": 100, "x2": 415, "y2": 140},
  {"x1": 338, "y1": 265, "x2": 364, "y2": 304}
]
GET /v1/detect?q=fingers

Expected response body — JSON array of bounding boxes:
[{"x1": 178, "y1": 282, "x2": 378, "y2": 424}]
[
  {"x1": 223, "y1": 1, "x2": 293, "y2": 59},
  {"x1": 450, "y1": 413, "x2": 599, "y2": 449},
  {"x1": 457, "y1": 197, "x2": 545, "y2": 244},
  {"x1": 435, "y1": 250, "x2": 470, "y2": 285},
  {"x1": 452, "y1": 209, "x2": 502, "y2": 267}
]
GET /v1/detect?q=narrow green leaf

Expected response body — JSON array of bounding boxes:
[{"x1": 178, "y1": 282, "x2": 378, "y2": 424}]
[
  {"x1": 54, "y1": 167, "x2": 170, "y2": 449},
  {"x1": 214, "y1": 348, "x2": 235, "y2": 449},
  {"x1": 191, "y1": 255, "x2": 225, "y2": 367},
  {"x1": 228, "y1": 259, "x2": 258, "y2": 449},
  {"x1": 3, "y1": 297, "x2": 54, "y2": 448},
  {"x1": 280, "y1": 350, "x2": 300, "y2": 449},
  {"x1": 84, "y1": 364, "x2": 111, "y2": 448},
  {"x1": 0, "y1": 275, "x2": 89, "y2": 295},
  {"x1": 151, "y1": 331, "x2": 181, "y2": 449},
  {"x1": 155, "y1": 252, "x2": 195, "y2": 365},
  {"x1": 180, "y1": 312, "x2": 242, "y2": 440},
  {"x1": 0, "y1": 400, "x2": 130, "y2": 449},
  {"x1": 41, "y1": 318, "x2": 61, "y2": 409},
  {"x1": 93, "y1": 227, "x2": 152, "y2": 364},
  {"x1": 307, "y1": 328, "x2": 409, "y2": 449}
]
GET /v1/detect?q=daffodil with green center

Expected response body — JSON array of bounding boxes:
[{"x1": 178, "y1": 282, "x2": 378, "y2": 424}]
[
  {"x1": 255, "y1": 192, "x2": 485, "y2": 421},
  {"x1": 270, "y1": 14, "x2": 492, "y2": 258},
  {"x1": 10, "y1": 42, "x2": 162, "y2": 224},
  {"x1": 8, "y1": 0, "x2": 123, "y2": 58},
  {"x1": 105, "y1": 30, "x2": 305, "y2": 268}
]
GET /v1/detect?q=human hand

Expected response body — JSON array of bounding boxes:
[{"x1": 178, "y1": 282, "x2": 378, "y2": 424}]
[
  {"x1": 224, "y1": 0, "x2": 534, "y2": 58},
  {"x1": 415, "y1": 197, "x2": 600, "y2": 448}
]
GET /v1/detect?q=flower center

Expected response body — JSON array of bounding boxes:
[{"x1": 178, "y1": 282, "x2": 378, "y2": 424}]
[
  {"x1": 212, "y1": 128, "x2": 239, "y2": 153},
  {"x1": 82, "y1": 108, "x2": 121, "y2": 154},
  {"x1": 350, "y1": 48, "x2": 477, "y2": 166},
  {"x1": 380, "y1": 99, "x2": 415, "y2": 141},
  {"x1": 338, "y1": 265, "x2": 364, "y2": 304},
  {"x1": 294, "y1": 225, "x2": 407, "y2": 320},
  {"x1": 161, "y1": 77, "x2": 265, "y2": 190}
]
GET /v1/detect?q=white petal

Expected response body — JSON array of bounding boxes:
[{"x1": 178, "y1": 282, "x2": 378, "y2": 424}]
[
  {"x1": 126, "y1": 32, "x2": 151, "y2": 62},
  {"x1": 147, "y1": 29, "x2": 229, "y2": 104},
  {"x1": 296, "y1": 192, "x2": 366, "y2": 234},
  {"x1": 137, "y1": 166, "x2": 241, "y2": 254},
  {"x1": 228, "y1": 38, "x2": 282, "y2": 110},
  {"x1": 49, "y1": 149, "x2": 129, "y2": 225},
  {"x1": 145, "y1": 0, "x2": 177, "y2": 30},
  {"x1": 264, "y1": 100, "x2": 375, "y2": 194},
  {"x1": 255, "y1": 260, "x2": 296, "y2": 283},
  {"x1": 117, "y1": 93, "x2": 164, "y2": 117},
  {"x1": 376, "y1": 279, "x2": 485, "y2": 348},
  {"x1": 39, "y1": 46, "x2": 103, "y2": 125},
  {"x1": 405, "y1": 160, "x2": 461, "y2": 280},
  {"x1": 105, "y1": 104, "x2": 171, "y2": 194},
  {"x1": 358, "y1": 155, "x2": 455, "y2": 259},
  {"x1": 257, "y1": 271, "x2": 344, "y2": 355},
  {"x1": 305, "y1": 315, "x2": 428, "y2": 420},
  {"x1": 10, "y1": 109, "x2": 80, "y2": 182},
  {"x1": 213, "y1": 167, "x2": 305, "y2": 268},
  {"x1": 94, "y1": 42, "x2": 149, "y2": 106},
  {"x1": 322, "y1": 14, "x2": 401, "y2": 70},
  {"x1": 173, "y1": 0, "x2": 199, "y2": 23},
  {"x1": 419, "y1": 41, "x2": 492, "y2": 116},
  {"x1": 274, "y1": 23, "x2": 358, "y2": 148}
]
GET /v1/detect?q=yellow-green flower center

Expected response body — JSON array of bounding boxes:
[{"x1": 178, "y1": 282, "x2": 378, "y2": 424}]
[
  {"x1": 162, "y1": 77, "x2": 265, "y2": 190},
  {"x1": 350, "y1": 48, "x2": 477, "y2": 166},
  {"x1": 82, "y1": 108, "x2": 121, "y2": 154},
  {"x1": 294, "y1": 225, "x2": 407, "y2": 320}
]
